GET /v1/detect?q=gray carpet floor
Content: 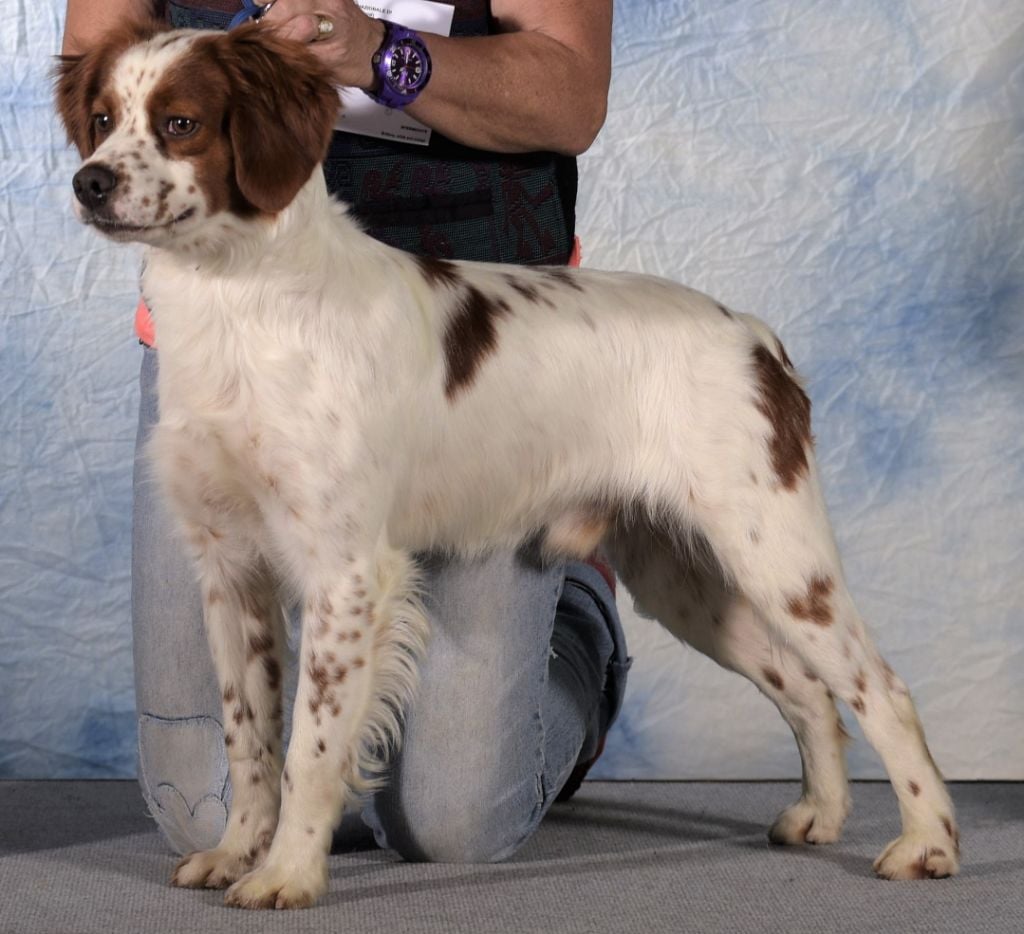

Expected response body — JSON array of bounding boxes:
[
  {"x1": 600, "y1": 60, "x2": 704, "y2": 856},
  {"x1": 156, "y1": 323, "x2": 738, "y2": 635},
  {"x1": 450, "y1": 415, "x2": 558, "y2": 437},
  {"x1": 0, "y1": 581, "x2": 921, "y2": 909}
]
[{"x1": 0, "y1": 781, "x2": 1021, "y2": 934}]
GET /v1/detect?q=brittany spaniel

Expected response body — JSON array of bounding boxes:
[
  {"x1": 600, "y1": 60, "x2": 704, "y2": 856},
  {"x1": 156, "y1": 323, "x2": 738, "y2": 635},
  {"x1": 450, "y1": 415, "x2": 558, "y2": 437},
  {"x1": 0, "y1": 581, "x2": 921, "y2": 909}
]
[{"x1": 55, "y1": 22, "x2": 959, "y2": 909}]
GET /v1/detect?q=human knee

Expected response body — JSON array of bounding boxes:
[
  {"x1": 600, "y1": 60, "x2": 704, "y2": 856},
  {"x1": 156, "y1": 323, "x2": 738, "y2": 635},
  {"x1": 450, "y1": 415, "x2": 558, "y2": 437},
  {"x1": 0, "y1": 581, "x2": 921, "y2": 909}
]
[
  {"x1": 368, "y1": 768, "x2": 544, "y2": 864},
  {"x1": 374, "y1": 806, "x2": 534, "y2": 864}
]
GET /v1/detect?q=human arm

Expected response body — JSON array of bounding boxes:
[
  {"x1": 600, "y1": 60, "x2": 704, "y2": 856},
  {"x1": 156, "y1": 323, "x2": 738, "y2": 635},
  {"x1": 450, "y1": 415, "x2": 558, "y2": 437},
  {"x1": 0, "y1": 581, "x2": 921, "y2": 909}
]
[
  {"x1": 61, "y1": 0, "x2": 157, "y2": 54},
  {"x1": 263, "y1": 0, "x2": 612, "y2": 156}
]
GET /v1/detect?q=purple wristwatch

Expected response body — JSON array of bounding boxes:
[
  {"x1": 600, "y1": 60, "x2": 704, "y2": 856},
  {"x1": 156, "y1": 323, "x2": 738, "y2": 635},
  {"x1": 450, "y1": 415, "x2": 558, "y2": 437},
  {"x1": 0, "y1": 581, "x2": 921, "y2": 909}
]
[{"x1": 365, "y1": 21, "x2": 433, "y2": 109}]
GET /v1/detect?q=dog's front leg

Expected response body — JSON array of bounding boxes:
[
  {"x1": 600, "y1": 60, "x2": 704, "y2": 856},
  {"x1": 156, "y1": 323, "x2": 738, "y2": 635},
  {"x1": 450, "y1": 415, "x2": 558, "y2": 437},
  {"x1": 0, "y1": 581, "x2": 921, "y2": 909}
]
[
  {"x1": 157, "y1": 463, "x2": 287, "y2": 891},
  {"x1": 225, "y1": 534, "x2": 425, "y2": 910}
]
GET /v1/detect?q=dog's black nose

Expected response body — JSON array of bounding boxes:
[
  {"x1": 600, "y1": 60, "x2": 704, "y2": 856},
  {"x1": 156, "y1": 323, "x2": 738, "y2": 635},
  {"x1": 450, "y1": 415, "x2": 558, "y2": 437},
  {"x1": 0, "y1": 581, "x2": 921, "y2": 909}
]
[{"x1": 72, "y1": 164, "x2": 118, "y2": 210}]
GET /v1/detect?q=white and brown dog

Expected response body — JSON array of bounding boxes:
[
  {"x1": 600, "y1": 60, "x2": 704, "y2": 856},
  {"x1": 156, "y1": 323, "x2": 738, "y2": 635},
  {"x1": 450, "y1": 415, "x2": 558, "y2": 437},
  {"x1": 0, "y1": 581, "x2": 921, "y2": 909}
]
[{"x1": 56, "y1": 23, "x2": 959, "y2": 909}]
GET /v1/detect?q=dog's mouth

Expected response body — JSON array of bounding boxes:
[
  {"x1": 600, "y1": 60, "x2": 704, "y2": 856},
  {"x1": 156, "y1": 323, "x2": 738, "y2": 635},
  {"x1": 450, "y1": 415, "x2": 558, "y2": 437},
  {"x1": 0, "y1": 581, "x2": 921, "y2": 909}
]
[{"x1": 88, "y1": 207, "x2": 197, "y2": 238}]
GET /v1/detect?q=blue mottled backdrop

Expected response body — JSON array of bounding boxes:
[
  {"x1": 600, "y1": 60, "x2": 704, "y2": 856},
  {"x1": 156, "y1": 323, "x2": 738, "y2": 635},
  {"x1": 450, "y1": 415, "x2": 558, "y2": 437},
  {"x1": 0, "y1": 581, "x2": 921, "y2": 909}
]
[{"x1": 2, "y1": 1, "x2": 1022, "y2": 779}]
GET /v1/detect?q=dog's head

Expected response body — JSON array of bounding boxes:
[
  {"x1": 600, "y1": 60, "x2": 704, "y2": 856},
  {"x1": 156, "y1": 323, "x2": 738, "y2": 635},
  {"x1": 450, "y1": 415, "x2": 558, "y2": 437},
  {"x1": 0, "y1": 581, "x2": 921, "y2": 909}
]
[{"x1": 54, "y1": 24, "x2": 339, "y2": 248}]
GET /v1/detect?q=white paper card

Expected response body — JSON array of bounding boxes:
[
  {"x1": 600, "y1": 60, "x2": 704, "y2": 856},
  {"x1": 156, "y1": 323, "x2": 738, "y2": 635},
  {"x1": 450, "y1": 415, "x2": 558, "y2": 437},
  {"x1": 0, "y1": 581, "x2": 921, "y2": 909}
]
[{"x1": 335, "y1": 0, "x2": 455, "y2": 146}]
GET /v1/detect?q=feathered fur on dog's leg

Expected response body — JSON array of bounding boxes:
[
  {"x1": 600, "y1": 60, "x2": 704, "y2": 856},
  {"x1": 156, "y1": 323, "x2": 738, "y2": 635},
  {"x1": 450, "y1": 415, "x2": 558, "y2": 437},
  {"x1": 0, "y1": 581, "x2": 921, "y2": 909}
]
[
  {"x1": 225, "y1": 541, "x2": 428, "y2": 910},
  {"x1": 606, "y1": 521, "x2": 852, "y2": 846}
]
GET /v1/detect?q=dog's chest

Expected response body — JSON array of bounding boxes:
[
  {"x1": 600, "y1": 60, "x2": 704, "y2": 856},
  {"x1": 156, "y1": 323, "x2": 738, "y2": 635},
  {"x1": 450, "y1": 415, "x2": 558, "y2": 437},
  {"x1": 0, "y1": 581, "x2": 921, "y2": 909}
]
[{"x1": 157, "y1": 327, "x2": 340, "y2": 496}]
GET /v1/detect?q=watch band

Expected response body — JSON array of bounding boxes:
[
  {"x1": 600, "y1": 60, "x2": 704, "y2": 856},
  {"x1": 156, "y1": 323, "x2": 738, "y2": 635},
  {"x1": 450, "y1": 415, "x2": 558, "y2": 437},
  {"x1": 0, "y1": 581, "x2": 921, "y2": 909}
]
[{"x1": 365, "y1": 21, "x2": 433, "y2": 110}]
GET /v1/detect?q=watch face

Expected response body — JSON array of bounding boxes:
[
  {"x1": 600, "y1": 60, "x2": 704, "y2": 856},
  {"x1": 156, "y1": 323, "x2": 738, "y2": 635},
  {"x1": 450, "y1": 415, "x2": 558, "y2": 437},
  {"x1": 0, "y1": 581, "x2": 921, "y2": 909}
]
[{"x1": 386, "y1": 40, "x2": 428, "y2": 94}]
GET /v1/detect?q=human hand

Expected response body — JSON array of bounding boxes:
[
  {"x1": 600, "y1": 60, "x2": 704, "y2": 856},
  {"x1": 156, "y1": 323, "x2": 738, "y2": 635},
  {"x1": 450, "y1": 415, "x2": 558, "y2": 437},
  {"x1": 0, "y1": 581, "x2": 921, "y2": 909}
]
[{"x1": 258, "y1": 0, "x2": 386, "y2": 90}]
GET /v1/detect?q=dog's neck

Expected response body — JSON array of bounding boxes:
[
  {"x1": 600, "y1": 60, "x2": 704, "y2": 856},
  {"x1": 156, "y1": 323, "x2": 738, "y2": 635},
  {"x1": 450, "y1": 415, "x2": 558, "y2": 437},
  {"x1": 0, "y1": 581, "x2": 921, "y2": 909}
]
[{"x1": 149, "y1": 171, "x2": 365, "y2": 279}]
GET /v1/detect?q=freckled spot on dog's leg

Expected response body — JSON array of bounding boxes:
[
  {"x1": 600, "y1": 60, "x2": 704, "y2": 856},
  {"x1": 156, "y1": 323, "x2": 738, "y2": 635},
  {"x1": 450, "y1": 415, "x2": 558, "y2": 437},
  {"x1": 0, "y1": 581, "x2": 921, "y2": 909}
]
[
  {"x1": 851, "y1": 696, "x2": 865, "y2": 714},
  {"x1": 909, "y1": 781, "x2": 921, "y2": 796},
  {"x1": 787, "y1": 574, "x2": 834, "y2": 626},
  {"x1": 763, "y1": 667, "x2": 785, "y2": 691}
]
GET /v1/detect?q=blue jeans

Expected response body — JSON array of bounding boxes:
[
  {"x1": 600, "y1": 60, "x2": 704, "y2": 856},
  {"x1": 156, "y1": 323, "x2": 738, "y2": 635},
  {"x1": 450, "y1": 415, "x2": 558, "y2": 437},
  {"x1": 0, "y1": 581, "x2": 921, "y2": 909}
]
[{"x1": 132, "y1": 348, "x2": 628, "y2": 862}]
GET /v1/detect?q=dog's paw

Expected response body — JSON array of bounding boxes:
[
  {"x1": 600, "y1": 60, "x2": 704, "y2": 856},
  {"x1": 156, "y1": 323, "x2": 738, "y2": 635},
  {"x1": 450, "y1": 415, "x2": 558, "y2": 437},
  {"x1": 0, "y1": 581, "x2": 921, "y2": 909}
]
[
  {"x1": 172, "y1": 846, "x2": 260, "y2": 889},
  {"x1": 224, "y1": 859, "x2": 327, "y2": 910},
  {"x1": 873, "y1": 831, "x2": 960, "y2": 880},
  {"x1": 768, "y1": 796, "x2": 849, "y2": 846}
]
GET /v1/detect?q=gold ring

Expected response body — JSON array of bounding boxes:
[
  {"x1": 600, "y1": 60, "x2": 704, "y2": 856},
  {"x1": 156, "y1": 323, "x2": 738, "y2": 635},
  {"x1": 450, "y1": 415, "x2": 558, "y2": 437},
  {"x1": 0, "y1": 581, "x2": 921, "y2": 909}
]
[{"x1": 314, "y1": 15, "x2": 334, "y2": 40}]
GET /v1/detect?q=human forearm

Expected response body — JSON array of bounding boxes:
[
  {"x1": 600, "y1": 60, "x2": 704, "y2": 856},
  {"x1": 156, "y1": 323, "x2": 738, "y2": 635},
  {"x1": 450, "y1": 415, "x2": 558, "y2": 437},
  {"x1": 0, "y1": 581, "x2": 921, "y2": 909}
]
[
  {"x1": 402, "y1": 31, "x2": 608, "y2": 156},
  {"x1": 62, "y1": 0, "x2": 156, "y2": 54}
]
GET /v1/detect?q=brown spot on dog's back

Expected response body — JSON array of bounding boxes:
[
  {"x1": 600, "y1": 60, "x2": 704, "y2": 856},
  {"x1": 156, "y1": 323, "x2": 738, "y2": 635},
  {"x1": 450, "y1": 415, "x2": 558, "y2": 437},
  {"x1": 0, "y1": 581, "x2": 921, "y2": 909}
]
[
  {"x1": 416, "y1": 255, "x2": 462, "y2": 289},
  {"x1": 443, "y1": 285, "x2": 512, "y2": 398},
  {"x1": 763, "y1": 667, "x2": 785, "y2": 691},
  {"x1": 850, "y1": 696, "x2": 865, "y2": 714},
  {"x1": 504, "y1": 274, "x2": 543, "y2": 304},
  {"x1": 543, "y1": 267, "x2": 584, "y2": 293},
  {"x1": 752, "y1": 343, "x2": 811, "y2": 490},
  {"x1": 855, "y1": 670, "x2": 867, "y2": 694},
  {"x1": 787, "y1": 574, "x2": 834, "y2": 626}
]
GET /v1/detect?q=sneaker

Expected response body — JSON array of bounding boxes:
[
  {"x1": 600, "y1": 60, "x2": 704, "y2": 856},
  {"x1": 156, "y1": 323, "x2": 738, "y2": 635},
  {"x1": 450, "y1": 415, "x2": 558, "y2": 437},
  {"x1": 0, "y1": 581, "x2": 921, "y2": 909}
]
[{"x1": 556, "y1": 734, "x2": 607, "y2": 802}]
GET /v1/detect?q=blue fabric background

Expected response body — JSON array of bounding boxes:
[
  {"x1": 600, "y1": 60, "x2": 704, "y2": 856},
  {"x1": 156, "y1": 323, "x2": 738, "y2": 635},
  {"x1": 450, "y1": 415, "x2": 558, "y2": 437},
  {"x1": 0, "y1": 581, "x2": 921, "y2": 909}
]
[{"x1": 2, "y1": 0, "x2": 1022, "y2": 778}]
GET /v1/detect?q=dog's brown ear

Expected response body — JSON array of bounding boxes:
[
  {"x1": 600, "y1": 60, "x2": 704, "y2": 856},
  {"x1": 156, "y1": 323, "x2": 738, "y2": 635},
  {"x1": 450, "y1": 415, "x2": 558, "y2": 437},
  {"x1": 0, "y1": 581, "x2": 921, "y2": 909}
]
[
  {"x1": 54, "y1": 53, "x2": 97, "y2": 157},
  {"x1": 53, "y1": 20, "x2": 168, "y2": 157},
  {"x1": 215, "y1": 25, "x2": 340, "y2": 214}
]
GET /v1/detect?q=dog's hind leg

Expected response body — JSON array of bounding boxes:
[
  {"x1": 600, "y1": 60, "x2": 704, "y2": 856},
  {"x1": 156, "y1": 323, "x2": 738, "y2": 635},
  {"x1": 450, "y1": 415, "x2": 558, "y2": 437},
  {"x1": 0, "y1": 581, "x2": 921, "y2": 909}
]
[
  {"x1": 662, "y1": 342, "x2": 958, "y2": 878},
  {"x1": 606, "y1": 522, "x2": 852, "y2": 845}
]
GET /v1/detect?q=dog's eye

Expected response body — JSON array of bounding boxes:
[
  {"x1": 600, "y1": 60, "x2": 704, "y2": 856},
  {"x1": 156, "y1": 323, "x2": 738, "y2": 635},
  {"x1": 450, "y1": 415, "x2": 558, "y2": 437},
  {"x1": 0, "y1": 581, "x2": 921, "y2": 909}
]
[
  {"x1": 93, "y1": 113, "x2": 113, "y2": 134},
  {"x1": 166, "y1": 117, "x2": 198, "y2": 137}
]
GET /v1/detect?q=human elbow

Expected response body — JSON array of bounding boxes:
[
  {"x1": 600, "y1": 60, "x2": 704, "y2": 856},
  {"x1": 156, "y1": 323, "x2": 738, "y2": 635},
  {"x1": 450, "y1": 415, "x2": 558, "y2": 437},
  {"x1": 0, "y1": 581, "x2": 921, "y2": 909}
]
[{"x1": 557, "y1": 94, "x2": 608, "y2": 156}]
